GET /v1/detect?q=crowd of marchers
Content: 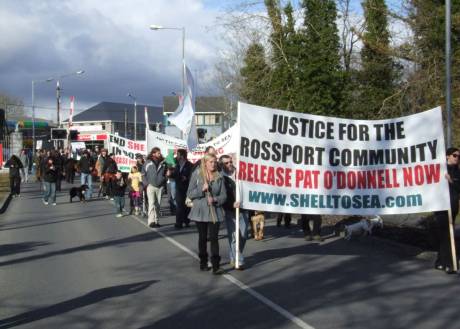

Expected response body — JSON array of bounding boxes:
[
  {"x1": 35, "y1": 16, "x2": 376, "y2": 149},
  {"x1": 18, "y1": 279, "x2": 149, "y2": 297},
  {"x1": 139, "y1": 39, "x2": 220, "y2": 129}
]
[{"x1": 3, "y1": 146, "x2": 460, "y2": 276}]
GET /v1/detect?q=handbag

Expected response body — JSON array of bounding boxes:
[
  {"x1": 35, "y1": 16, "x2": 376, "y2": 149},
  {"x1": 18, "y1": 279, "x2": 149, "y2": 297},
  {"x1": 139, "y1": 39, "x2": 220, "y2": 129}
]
[{"x1": 185, "y1": 197, "x2": 193, "y2": 208}]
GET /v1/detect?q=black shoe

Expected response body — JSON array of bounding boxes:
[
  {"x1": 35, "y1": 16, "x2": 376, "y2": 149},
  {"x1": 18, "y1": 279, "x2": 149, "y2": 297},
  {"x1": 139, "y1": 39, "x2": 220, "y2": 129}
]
[
  {"x1": 185, "y1": 223, "x2": 190, "y2": 228},
  {"x1": 200, "y1": 264, "x2": 210, "y2": 271},
  {"x1": 212, "y1": 268, "x2": 225, "y2": 275},
  {"x1": 155, "y1": 223, "x2": 161, "y2": 227},
  {"x1": 148, "y1": 222, "x2": 156, "y2": 228},
  {"x1": 174, "y1": 224, "x2": 183, "y2": 229},
  {"x1": 445, "y1": 267, "x2": 457, "y2": 274}
]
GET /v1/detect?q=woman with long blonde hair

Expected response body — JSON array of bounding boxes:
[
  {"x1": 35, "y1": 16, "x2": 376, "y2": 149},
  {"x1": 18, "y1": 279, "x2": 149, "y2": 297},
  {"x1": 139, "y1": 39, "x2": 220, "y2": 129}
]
[{"x1": 187, "y1": 153, "x2": 227, "y2": 274}]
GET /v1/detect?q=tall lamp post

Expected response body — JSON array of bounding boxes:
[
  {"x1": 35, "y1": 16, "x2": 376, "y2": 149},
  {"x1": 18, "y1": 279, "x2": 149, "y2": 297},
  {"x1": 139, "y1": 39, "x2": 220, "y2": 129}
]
[
  {"x1": 127, "y1": 92, "x2": 137, "y2": 140},
  {"x1": 32, "y1": 77, "x2": 53, "y2": 151},
  {"x1": 149, "y1": 25, "x2": 186, "y2": 96},
  {"x1": 54, "y1": 70, "x2": 85, "y2": 127},
  {"x1": 446, "y1": 0, "x2": 452, "y2": 147}
]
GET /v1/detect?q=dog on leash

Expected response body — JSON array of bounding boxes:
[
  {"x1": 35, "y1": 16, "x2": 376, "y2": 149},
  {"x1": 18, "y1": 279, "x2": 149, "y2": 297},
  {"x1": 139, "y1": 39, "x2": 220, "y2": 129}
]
[
  {"x1": 69, "y1": 185, "x2": 89, "y2": 203},
  {"x1": 344, "y1": 216, "x2": 383, "y2": 240},
  {"x1": 251, "y1": 211, "x2": 265, "y2": 241}
]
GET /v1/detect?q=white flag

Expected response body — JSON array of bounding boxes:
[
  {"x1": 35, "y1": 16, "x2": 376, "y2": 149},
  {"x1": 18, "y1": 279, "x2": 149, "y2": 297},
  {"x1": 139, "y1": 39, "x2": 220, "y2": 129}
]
[
  {"x1": 144, "y1": 106, "x2": 149, "y2": 142},
  {"x1": 168, "y1": 64, "x2": 197, "y2": 150}
]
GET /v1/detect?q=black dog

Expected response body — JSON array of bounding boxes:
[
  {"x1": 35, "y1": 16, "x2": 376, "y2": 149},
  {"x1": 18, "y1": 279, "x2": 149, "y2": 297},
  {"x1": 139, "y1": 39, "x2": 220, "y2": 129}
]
[{"x1": 69, "y1": 185, "x2": 89, "y2": 203}]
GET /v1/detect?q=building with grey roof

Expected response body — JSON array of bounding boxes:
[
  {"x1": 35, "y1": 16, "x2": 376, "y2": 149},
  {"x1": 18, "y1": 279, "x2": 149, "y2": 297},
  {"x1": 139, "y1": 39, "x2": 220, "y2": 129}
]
[{"x1": 69, "y1": 101, "x2": 164, "y2": 143}]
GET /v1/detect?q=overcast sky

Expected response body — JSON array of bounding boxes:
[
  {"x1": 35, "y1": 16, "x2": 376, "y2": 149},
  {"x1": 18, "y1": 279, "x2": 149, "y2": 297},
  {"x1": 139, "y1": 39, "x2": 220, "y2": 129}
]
[
  {"x1": 0, "y1": 0, "x2": 233, "y2": 119},
  {"x1": 0, "y1": 0, "x2": 402, "y2": 121}
]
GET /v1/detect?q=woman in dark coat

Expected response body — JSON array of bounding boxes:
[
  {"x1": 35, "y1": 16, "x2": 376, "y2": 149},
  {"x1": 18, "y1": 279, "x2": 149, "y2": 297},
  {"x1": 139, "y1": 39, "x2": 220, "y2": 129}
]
[
  {"x1": 187, "y1": 153, "x2": 227, "y2": 274},
  {"x1": 5, "y1": 155, "x2": 23, "y2": 197}
]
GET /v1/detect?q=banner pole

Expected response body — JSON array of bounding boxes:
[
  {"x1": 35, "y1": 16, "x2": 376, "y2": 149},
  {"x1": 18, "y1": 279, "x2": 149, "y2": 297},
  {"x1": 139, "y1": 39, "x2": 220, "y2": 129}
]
[
  {"x1": 447, "y1": 208, "x2": 458, "y2": 271},
  {"x1": 235, "y1": 102, "x2": 241, "y2": 269}
]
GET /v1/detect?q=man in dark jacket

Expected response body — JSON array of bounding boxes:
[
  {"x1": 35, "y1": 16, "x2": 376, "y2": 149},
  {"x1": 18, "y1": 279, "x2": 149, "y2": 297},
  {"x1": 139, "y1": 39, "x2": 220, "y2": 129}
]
[
  {"x1": 434, "y1": 147, "x2": 460, "y2": 274},
  {"x1": 78, "y1": 151, "x2": 95, "y2": 199},
  {"x1": 5, "y1": 155, "x2": 23, "y2": 197},
  {"x1": 220, "y1": 154, "x2": 249, "y2": 269},
  {"x1": 169, "y1": 149, "x2": 193, "y2": 229},
  {"x1": 142, "y1": 147, "x2": 166, "y2": 227},
  {"x1": 43, "y1": 157, "x2": 58, "y2": 205}
]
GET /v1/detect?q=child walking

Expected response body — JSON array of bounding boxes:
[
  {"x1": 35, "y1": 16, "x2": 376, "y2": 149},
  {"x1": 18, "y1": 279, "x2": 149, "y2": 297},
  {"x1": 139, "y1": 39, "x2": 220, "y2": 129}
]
[
  {"x1": 128, "y1": 165, "x2": 143, "y2": 215},
  {"x1": 111, "y1": 170, "x2": 127, "y2": 218}
]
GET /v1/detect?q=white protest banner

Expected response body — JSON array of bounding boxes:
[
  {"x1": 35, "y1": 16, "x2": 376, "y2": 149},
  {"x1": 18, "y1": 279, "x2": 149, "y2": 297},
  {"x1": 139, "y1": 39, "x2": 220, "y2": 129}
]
[
  {"x1": 238, "y1": 102, "x2": 450, "y2": 215},
  {"x1": 108, "y1": 134, "x2": 146, "y2": 172},
  {"x1": 147, "y1": 124, "x2": 238, "y2": 163}
]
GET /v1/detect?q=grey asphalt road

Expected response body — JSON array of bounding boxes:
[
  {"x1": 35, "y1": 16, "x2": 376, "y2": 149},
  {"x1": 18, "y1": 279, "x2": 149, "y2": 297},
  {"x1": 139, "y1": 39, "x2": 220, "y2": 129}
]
[{"x1": 1, "y1": 181, "x2": 460, "y2": 329}]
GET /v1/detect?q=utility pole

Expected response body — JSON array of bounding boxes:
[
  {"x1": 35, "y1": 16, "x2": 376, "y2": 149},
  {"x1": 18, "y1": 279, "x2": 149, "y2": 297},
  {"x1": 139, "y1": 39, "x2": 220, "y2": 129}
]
[{"x1": 124, "y1": 109, "x2": 128, "y2": 138}]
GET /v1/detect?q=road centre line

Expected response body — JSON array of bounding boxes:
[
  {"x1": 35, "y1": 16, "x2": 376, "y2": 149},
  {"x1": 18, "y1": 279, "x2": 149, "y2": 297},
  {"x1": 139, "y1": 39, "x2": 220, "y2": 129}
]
[{"x1": 130, "y1": 214, "x2": 315, "y2": 329}]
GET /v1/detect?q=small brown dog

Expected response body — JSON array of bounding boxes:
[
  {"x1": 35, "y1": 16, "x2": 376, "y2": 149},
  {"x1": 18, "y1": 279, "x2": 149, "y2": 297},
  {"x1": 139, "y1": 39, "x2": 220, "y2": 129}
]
[{"x1": 251, "y1": 211, "x2": 265, "y2": 240}]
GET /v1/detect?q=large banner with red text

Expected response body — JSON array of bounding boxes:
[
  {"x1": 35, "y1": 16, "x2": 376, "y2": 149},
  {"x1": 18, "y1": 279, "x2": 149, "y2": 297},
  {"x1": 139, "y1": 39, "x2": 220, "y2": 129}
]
[
  {"x1": 238, "y1": 102, "x2": 450, "y2": 215},
  {"x1": 108, "y1": 134, "x2": 146, "y2": 173}
]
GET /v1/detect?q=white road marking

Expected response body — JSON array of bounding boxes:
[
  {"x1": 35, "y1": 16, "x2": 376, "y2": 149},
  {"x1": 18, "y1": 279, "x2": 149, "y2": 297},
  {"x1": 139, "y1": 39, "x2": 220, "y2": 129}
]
[{"x1": 130, "y1": 214, "x2": 315, "y2": 329}]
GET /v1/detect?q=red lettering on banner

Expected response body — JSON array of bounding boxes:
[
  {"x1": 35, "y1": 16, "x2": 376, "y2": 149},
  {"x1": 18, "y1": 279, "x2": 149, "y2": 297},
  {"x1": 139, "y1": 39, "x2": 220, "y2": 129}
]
[
  {"x1": 239, "y1": 160, "x2": 292, "y2": 187},
  {"x1": 295, "y1": 169, "x2": 320, "y2": 188}
]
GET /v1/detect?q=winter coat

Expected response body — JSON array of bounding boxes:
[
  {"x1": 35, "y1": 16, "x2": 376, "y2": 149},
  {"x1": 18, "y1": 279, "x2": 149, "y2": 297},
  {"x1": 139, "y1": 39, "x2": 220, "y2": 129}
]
[
  {"x1": 44, "y1": 164, "x2": 58, "y2": 183},
  {"x1": 110, "y1": 176, "x2": 127, "y2": 197},
  {"x1": 5, "y1": 156, "x2": 23, "y2": 178},
  {"x1": 448, "y1": 164, "x2": 460, "y2": 206},
  {"x1": 170, "y1": 160, "x2": 193, "y2": 195},
  {"x1": 142, "y1": 159, "x2": 166, "y2": 188},
  {"x1": 78, "y1": 156, "x2": 94, "y2": 174},
  {"x1": 186, "y1": 169, "x2": 227, "y2": 223}
]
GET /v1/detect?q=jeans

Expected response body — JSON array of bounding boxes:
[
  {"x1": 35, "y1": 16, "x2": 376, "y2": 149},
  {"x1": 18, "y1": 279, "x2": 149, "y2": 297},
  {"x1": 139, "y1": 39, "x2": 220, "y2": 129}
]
[
  {"x1": 80, "y1": 173, "x2": 93, "y2": 199},
  {"x1": 113, "y1": 196, "x2": 125, "y2": 214},
  {"x1": 225, "y1": 211, "x2": 249, "y2": 266},
  {"x1": 147, "y1": 185, "x2": 163, "y2": 225},
  {"x1": 43, "y1": 181, "x2": 56, "y2": 203}
]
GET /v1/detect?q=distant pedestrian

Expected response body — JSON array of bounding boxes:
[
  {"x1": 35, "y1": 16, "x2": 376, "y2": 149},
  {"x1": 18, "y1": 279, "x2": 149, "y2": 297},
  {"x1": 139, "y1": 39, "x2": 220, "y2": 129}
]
[
  {"x1": 142, "y1": 147, "x2": 166, "y2": 227},
  {"x1": 187, "y1": 153, "x2": 227, "y2": 274},
  {"x1": 42, "y1": 158, "x2": 58, "y2": 205},
  {"x1": 64, "y1": 152, "x2": 76, "y2": 184},
  {"x1": 169, "y1": 149, "x2": 193, "y2": 229},
  {"x1": 102, "y1": 153, "x2": 118, "y2": 199},
  {"x1": 78, "y1": 151, "x2": 95, "y2": 199},
  {"x1": 128, "y1": 165, "x2": 143, "y2": 215},
  {"x1": 111, "y1": 170, "x2": 127, "y2": 218},
  {"x1": 5, "y1": 155, "x2": 23, "y2": 197}
]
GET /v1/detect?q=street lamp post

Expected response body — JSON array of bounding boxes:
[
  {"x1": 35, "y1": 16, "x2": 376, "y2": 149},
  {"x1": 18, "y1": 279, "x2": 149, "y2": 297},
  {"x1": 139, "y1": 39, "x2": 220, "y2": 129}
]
[
  {"x1": 54, "y1": 70, "x2": 85, "y2": 127},
  {"x1": 32, "y1": 77, "x2": 53, "y2": 151},
  {"x1": 446, "y1": 0, "x2": 452, "y2": 147},
  {"x1": 127, "y1": 93, "x2": 137, "y2": 140},
  {"x1": 150, "y1": 25, "x2": 186, "y2": 96}
]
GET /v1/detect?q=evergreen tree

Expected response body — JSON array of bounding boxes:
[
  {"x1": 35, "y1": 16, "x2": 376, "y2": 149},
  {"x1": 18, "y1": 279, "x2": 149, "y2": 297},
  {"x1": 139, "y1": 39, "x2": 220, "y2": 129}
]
[
  {"x1": 404, "y1": 0, "x2": 460, "y2": 144},
  {"x1": 264, "y1": 0, "x2": 297, "y2": 110},
  {"x1": 239, "y1": 42, "x2": 271, "y2": 106},
  {"x1": 358, "y1": 0, "x2": 398, "y2": 119},
  {"x1": 297, "y1": 0, "x2": 342, "y2": 115}
]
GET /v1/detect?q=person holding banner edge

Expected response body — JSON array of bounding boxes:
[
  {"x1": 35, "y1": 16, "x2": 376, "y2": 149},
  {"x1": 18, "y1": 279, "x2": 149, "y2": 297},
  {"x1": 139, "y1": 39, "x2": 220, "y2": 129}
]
[
  {"x1": 187, "y1": 153, "x2": 227, "y2": 274},
  {"x1": 434, "y1": 147, "x2": 460, "y2": 274},
  {"x1": 220, "y1": 154, "x2": 249, "y2": 270}
]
